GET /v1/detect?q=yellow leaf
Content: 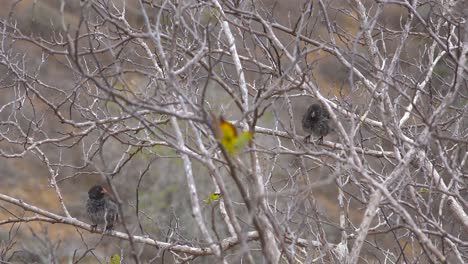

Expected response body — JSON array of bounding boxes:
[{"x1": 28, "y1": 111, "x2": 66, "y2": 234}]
[
  {"x1": 220, "y1": 119, "x2": 238, "y2": 154},
  {"x1": 211, "y1": 113, "x2": 253, "y2": 155},
  {"x1": 204, "y1": 192, "x2": 221, "y2": 204},
  {"x1": 110, "y1": 254, "x2": 121, "y2": 264},
  {"x1": 420, "y1": 188, "x2": 429, "y2": 193}
]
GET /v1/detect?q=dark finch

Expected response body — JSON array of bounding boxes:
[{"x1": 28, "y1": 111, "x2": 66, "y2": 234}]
[
  {"x1": 86, "y1": 185, "x2": 119, "y2": 231},
  {"x1": 302, "y1": 103, "x2": 331, "y2": 143}
]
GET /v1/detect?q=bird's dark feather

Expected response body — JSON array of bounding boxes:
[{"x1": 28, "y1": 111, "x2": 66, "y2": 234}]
[
  {"x1": 302, "y1": 103, "x2": 331, "y2": 142},
  {"x1": 86, "y1": 186, "x2": 119, "y2": 230}
]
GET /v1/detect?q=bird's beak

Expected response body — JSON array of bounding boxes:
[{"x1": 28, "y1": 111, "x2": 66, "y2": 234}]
[{"x1": 101, "y1": 188, "x2": 108, "y2": 193}]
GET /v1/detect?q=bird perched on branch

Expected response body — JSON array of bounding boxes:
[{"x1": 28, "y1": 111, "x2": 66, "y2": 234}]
[
  {"x1": 302, "y1": 103, "x2": 331, "y2": 144},
  {"x1": 86, "y1": 185, "x2": 119, "y2": 231}
]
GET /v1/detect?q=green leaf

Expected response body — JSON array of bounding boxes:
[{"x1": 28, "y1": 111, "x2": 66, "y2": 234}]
[
  {"x1": 233, "y1": 132, "x2": 253, "y2": 154},
  {"x1": 110, "y1": 254, "x2": 121, "y2": 264}
]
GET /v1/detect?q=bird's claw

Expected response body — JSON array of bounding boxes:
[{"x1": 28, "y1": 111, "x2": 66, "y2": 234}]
[
  {"x1": 317, "y1": 136, "x2": 324, "y2": 145},
  {"x1": 304, "y1": 135, "x2": 324, "y2": 145},
  {"x1": 90, "y1": 224, "x2": 97, "y2": 232}
]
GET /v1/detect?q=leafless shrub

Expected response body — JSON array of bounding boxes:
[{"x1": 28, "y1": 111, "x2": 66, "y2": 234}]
[{"x1": 0, "y1": 0, "x2": 466, "y2": 263}]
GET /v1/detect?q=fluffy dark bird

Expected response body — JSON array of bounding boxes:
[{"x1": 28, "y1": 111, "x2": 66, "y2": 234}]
[
  {"x1": 86, "y1": 185, "x2": 119, "y2": 231},
  {"x1": 302, "y1": 103, "x2": 331, "y2": 143}
]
